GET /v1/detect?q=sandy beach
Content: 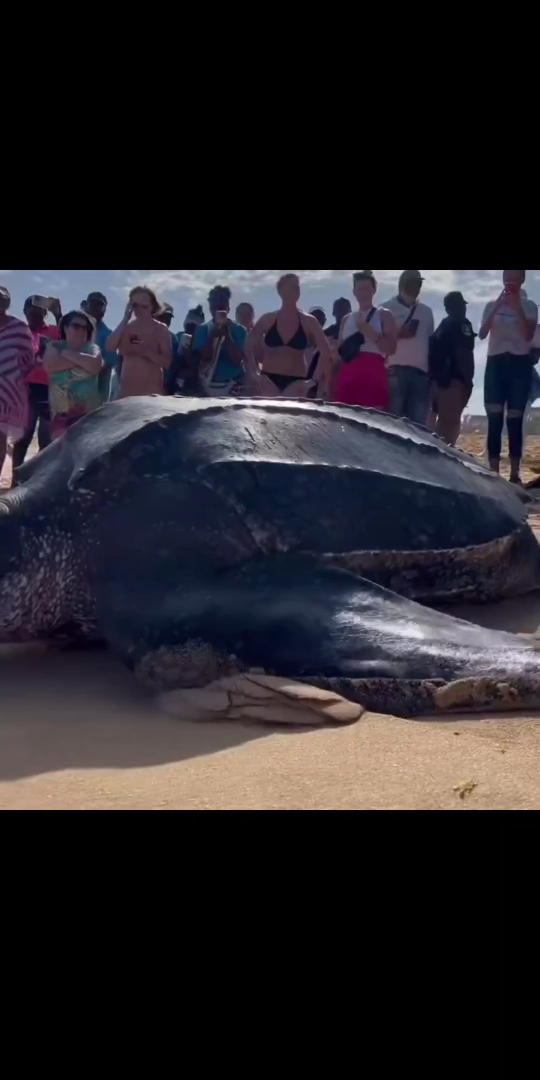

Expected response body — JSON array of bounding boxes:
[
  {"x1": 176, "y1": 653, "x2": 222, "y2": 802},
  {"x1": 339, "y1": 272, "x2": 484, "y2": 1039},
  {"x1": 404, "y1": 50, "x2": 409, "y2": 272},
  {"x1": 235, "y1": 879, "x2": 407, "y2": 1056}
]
[{"x1": 2, "y1": 435, "x2": 540, "y2": 811}]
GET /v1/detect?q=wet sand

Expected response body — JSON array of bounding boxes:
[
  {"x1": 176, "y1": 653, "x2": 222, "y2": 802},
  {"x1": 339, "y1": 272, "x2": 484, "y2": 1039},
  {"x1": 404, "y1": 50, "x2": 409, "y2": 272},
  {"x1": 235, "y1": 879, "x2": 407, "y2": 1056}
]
[{"x1": 2, "y1": 440, "x2": 540, "y2": 810}]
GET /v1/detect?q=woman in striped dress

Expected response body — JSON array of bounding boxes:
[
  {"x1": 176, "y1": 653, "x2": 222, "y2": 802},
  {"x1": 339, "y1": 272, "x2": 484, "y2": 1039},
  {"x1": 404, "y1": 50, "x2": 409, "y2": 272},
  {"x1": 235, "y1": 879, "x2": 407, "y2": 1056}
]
[{"x1": 0, "y1": 286, "x2": 35, "y2": 479}]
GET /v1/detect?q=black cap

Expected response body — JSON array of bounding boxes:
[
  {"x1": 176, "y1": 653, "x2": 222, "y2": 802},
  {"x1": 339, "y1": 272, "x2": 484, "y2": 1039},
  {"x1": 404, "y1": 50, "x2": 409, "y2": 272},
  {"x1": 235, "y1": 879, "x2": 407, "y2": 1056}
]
[
  {"x1": 399, "y1": 269, "x2": 425, "y2": 287},
  {"x1": 444, "y1": 291, "x2": 468, "y2": 308},
  {"x1": 87, "y1": 291, "x2": 108, "y2": 305}
]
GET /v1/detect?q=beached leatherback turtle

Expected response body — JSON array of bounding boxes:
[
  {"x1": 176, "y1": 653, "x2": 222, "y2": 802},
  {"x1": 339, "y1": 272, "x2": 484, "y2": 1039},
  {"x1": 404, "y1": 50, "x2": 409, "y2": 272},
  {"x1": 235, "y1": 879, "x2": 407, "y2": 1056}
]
[{"x1": 2, "y1": 396, "x2": 540, "y2": 724}]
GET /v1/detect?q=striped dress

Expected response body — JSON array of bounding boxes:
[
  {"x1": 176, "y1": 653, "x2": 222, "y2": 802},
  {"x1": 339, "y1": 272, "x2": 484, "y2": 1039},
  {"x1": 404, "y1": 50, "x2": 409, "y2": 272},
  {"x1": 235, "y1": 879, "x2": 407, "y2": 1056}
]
[{"x1": 0, "y1": 316, "x2": 35, "y2": 440}]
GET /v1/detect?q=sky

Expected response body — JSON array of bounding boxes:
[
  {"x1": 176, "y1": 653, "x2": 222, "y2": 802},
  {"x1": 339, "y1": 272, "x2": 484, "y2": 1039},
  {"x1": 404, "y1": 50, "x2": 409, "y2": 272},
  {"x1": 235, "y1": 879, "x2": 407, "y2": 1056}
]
[{"x1": 2, "y1": 269, "x2": 540, "y2": 413}]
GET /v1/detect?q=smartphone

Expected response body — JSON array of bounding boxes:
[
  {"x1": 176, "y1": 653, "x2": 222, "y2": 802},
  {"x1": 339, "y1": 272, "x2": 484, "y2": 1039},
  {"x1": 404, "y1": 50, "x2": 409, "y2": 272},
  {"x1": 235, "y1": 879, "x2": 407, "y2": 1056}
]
[
  {"x1": 214, "y1": 310, "x2": 228, "y2": 328},
  {"x1": 505, "y1": 282, "x2": 520, "y2": 296},
  {"x1": 31, "y1": 294, "x2": 51, "y2": 310},
  {"x1": 180, "y1": 333, "x2": 192, "y2": 350}
]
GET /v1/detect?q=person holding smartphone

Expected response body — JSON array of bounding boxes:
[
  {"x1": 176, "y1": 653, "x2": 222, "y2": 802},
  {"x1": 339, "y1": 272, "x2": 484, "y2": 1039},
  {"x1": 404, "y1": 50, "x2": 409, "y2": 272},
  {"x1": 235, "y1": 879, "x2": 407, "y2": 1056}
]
[
  {"x1": 164, "y1": 306, "x2": 206, "y2": 395},
  {"x1": 106, "y1": 286, "x2": 172, "y2": 398},
  {"x1": 332, "y1": 271, "x2": 396, "y2": 409},
  {"x1": 193, "y1": 286, "x2": 256, "y2": 395},
  {"x1": 480, "y1": 270, "x2": 538, "y2": 483},
  {"x1": 384, "y1": 270, "x2": 435, "y2": 425}
]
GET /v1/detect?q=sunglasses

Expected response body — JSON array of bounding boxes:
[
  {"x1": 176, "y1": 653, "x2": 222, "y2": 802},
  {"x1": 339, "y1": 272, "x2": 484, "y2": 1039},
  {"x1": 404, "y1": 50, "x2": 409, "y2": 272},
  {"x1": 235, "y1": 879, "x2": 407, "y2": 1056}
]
[
  {"x1": 69, "y1": 321, "x2": 89, "y2": 331},
  {"x1": 132, "y1": 301, "x2": 151, "y2": 310}
]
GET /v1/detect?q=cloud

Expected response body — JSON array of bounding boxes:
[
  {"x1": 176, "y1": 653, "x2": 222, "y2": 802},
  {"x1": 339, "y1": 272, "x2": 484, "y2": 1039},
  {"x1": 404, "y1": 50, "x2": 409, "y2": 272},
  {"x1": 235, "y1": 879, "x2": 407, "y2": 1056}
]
[
  {"x1": 122, "y1": 268, "x2": 459, "y2": 301},
  {"x1": 456, "y1": 270, "x2": 502, "y2": 305}
]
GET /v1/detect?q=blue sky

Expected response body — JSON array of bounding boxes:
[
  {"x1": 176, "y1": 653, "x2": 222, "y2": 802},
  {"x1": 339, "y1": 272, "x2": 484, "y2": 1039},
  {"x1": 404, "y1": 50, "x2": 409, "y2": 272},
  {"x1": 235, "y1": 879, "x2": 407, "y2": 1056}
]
[{"x1": 2, "y1": 269, "x2": 540, "y2": 413}]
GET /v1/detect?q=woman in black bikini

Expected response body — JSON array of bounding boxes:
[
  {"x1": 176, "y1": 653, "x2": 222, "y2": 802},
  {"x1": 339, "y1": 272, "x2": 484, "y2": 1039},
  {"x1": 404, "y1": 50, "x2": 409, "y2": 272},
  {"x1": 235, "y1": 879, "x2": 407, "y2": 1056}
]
[{"x1": 247, "y1": 274, "x2": 332, "y2": 397}]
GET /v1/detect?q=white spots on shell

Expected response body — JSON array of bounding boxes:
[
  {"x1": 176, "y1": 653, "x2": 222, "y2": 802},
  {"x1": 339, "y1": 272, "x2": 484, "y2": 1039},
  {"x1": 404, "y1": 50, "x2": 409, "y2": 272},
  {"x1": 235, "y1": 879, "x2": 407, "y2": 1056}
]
[{"x1": 0, "y1": 524, "x2": 95, "y2": 642}]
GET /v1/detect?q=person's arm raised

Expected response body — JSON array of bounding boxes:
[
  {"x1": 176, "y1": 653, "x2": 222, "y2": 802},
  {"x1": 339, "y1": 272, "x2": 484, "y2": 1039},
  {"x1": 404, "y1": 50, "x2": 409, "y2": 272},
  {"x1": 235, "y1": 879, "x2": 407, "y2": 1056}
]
[
  {"x1": 48, "y1": 298, "x2": 63, "y2": 325},
  {"x1": 223, "y1": 321, "x2": 247, "y2": 369},
  {"x1": 106, "y1": 303, "x2": 132, "y2": 352},
  {"x1": 479, "y1": 296, "x2": 504, "y2": 341},
  {"x1": 193, "y1": 321, "x2": 221, "y2": 365},
  {"x1": 506, "y1": 293, "x2": 537, "y2": 342}
]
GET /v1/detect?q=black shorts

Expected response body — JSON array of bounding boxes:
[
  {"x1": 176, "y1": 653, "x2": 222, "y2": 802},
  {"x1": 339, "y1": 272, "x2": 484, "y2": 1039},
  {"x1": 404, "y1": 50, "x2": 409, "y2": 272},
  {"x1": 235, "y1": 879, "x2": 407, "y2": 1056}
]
[
  {"x1": 484, "y1": 353, "x2": 532, "y2": 413},
  {"x1": 27, "y1": 382, "x2": 51, "y2": 421}
]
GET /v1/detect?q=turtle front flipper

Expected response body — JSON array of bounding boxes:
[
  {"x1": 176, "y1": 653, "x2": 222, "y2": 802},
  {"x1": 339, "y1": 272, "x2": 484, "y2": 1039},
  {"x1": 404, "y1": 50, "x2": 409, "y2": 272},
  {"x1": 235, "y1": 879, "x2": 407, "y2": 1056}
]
[{"x1": 94, "y1": 555, "x2": 540, "y2": 723}]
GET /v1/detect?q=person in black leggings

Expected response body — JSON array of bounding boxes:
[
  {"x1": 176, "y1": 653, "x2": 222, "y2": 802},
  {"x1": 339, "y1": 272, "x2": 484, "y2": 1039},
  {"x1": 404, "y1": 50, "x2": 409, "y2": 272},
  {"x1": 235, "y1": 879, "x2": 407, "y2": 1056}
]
[{"x1": 479, "y1": 270, "x2": 538, "y2": 484}]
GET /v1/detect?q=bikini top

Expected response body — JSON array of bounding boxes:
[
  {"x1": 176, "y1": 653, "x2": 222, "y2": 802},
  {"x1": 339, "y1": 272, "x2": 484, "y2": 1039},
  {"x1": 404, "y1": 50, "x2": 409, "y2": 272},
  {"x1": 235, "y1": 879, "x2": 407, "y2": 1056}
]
[{"x1": 265, "y1": 315, "x2": 309, "y2": 351}]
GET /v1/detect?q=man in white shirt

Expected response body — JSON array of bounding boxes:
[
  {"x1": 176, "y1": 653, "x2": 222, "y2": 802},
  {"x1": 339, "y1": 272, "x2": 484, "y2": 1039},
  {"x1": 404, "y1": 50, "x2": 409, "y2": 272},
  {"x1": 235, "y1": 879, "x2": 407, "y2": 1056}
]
[
  {"x1": 479, "y1": 270, "x2": 538, "y2": 484},
  {"x1": 384, "y1": 270, "x2": 435, "y2": 426}
]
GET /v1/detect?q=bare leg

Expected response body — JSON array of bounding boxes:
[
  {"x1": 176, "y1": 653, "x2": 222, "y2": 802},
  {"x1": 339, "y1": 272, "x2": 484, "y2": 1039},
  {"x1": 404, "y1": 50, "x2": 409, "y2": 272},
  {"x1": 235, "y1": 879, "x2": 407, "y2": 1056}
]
[{"x1": 436, "y1": 381, "x2": 468, "y2": 446}]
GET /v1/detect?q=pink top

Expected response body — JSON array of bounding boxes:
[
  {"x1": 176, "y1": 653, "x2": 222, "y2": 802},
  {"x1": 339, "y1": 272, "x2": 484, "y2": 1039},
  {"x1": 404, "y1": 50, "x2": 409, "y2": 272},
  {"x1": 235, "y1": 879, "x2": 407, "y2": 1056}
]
[
  {"x1": 116, "y1": 318, "x2": 172, "y2": 397},
  {"x1": 27, "y1": 323, "x2": 60, "y2": 385}
]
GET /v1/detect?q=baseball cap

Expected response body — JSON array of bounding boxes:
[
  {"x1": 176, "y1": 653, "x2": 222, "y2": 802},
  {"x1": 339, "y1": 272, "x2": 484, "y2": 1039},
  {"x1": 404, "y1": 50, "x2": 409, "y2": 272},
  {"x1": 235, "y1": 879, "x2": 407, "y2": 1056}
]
[
  {"x1": 161, "y1": 302, "x2": 174, "y2": 316},
  {"x1": 399, "y1": 270, "x2": 425, "y2": 285},
  {"x1": 444, "y1": 291, "x2": 468, "y2": 308},
  {"x1": 87, "y1": 291, "x2": 108, "y2": 305},
  {"x1": 0, "y1": 285, "x2": 11, "y2": 304},
  {"x1": 310, "y1": 306, "x2": 326, "y2": 317}
]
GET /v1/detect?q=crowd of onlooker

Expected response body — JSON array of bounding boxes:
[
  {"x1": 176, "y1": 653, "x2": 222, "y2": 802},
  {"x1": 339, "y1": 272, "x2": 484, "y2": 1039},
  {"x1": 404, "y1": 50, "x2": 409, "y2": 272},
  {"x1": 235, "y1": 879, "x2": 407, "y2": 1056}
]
[{"x1": 0, "y1": 269, "x2": 538, "y2": 486}]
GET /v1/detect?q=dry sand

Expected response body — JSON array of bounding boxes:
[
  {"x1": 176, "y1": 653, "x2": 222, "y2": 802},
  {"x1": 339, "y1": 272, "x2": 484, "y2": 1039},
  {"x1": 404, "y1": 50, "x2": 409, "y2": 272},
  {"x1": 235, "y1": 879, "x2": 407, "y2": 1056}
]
[{"x1": 2, "y1": 434, "x2": 540, "y2": 811}]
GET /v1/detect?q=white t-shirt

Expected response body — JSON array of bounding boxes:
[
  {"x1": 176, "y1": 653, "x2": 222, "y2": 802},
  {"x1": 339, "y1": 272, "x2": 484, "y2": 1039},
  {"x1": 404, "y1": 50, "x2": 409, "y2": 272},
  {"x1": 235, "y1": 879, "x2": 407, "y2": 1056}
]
[
  {"x1": 383, "y1": 297, "x2": 434, "y2": 372},
  {"x1": 482, "y1": 292, "x2": 538, "y2": 357},
  {"x1": 341, "y1": 308, "x2": 385, "y2": 356}
]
